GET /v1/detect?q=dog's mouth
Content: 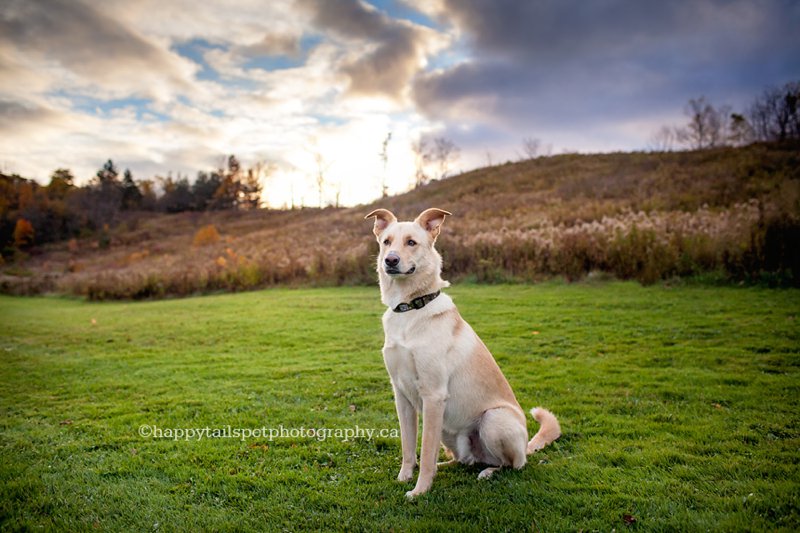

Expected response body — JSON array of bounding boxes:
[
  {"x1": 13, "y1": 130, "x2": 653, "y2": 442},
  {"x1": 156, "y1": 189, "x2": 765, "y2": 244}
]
[{"x1": 385, "y1": 266, "x2": 416, "y2": 276}]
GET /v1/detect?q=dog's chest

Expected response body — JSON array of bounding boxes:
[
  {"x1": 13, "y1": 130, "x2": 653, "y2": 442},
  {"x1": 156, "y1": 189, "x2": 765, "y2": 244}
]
[{"x1": 383, "y1": 344, "x2": 423, "y2": 408}]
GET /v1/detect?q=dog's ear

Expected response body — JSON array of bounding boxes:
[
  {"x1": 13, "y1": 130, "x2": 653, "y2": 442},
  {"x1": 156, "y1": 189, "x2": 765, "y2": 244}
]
[
  {"x1": 364, "y1": 209, "x2": 397, "y2": 238},
  {"x1": 414, "y1": 208, "x2": 452, "y2": 240}
]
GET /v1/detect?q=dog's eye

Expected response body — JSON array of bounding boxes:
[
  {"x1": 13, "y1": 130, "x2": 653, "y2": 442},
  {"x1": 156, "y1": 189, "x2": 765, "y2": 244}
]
[
  {"x1": 407, "y1": 239, "x2": 417, "y2": 247},
  {"x1": 383, "y1": 239, "x2": 390, "y2": 246}
]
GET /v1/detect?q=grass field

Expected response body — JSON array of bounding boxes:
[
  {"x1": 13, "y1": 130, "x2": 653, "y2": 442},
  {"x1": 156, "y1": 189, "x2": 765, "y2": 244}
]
[{"x1": 1, "y1": 282, "x2": 799, "y2": 531}]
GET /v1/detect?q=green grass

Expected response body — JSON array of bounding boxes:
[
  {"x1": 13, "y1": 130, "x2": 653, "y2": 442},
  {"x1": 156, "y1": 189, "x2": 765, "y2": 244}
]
[{"x1": 1, "y1": 283, "x2": 799, "y2": 531}]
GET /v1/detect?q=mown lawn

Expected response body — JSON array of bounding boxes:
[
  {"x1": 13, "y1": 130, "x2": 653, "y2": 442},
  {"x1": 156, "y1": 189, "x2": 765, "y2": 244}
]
[{"x1": 1, "y1": 282, "x2": 798, "y2": 531}]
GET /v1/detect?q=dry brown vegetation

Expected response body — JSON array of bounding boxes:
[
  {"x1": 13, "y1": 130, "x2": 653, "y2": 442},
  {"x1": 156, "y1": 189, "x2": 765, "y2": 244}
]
[{"x1": 2, "y1": 142, "x2": 798, "y2": 299}]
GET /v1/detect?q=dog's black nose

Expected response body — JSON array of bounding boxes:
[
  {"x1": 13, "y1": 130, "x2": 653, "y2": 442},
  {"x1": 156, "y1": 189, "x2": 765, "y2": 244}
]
[{"x1": 385, "y1": 253, "x2": 400, "y2": 268}]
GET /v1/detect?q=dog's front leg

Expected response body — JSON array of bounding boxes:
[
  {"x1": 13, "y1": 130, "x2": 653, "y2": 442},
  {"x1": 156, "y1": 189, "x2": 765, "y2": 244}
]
[
  {"x1": 406, "y1": 393, "x2": 445, "y2": 499},
  {"x1": 394, "y1": 387, "x2": 418, "y2": 482}
]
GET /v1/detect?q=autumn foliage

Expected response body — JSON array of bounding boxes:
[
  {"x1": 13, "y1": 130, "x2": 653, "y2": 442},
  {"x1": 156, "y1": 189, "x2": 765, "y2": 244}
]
[
  {"x1": 192, "y1": 224, "x2": 221, "y2": 247},
  {"x1": 13, "y1": 219, "x2": 34, "y2": 248}
]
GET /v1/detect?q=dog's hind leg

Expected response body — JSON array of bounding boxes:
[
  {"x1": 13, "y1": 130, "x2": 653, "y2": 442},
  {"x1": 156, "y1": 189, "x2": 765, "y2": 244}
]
[{"x1": 475, "y1": 407, "x2": 528, "y2": 479}]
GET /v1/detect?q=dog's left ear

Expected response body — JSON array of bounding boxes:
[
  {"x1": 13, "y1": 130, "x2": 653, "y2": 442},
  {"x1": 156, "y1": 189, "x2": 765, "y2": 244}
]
[
  {"x1": 414, "y1": 208, "x2": 452, "y2": 240},
  {"x1": 365, "y1": 208, "x2": 397, "y2": 238}
]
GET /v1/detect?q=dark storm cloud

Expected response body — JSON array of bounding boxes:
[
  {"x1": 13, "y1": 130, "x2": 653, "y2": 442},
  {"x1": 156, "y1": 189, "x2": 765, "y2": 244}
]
[
  {"x1": 298, "y1": 0, "x2": 432, "y2": 98},
  {"x1": 413, "y1": 0, "x2": 800, "y2": 133}
]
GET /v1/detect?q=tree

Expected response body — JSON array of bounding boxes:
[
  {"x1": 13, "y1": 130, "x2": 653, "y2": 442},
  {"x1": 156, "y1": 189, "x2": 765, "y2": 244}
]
[
  {"x1": 76, "y1": 159, "x2": 123, "y2": 229},
  {"x1": 647, "y1": 125, "x2": 677, "y2": 152},
  {"x1": 138, "y1": 179, "x2": 158, "y2": 211},
  {"x1": 13, "y1": 218, "x2": 34, "y2": 248},
  {"x1": 95, "y1": 159, "x2": 120, "y2": 186},
  {"x1": 121, "y1": 169, "x2": 142, "y2": 210},
  {"x1": 47, "y1": 168, "x2": 75, "y2": 200},
  {"x1": 431, "y1": 137, "x2": 460, "y2": 179},
  {"x1": 241, "y1": 166, "x2": 264, "y2": 210},
  {"x1": 728, "y1": 113, "x2": 754, "y2": 146},
  {"x1": 748, "y1": 81, "x2": 800, "y2": 142},
  {"x1": 192, "y1": 171, "x2": 222, "y2": 210},
  {"x1": 312, "y1": 150, "x2": 332, "y2": 208},
  {"x1": 379, "y1": 132, "x2": 391, "y2": 197},
  {"x1": 520, "y1": 137, "x2": 541, "y2": 159},
  {"x1": 411, "y1": 137, "x2": 431, "y2": 188},
  {"x1": 212, "y1": 156, "x2": 243, "y2": 210},
  {"x1": 676, "y1": 97, "x2": 730, "y2": 150},
  {"x1": 158, "y1": 174, "x2": 193, "y2": 213}
]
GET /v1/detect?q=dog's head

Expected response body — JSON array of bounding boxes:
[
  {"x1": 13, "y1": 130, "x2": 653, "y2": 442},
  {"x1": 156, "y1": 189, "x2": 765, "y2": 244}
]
[{"x1": 364, "y1": 208, "x2": 451, "y2": 279}]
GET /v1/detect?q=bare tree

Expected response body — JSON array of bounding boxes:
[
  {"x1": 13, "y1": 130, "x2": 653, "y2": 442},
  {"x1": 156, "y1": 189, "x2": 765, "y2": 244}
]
[
  {"x1": 748, "y1": 81, "x2": 800, "y2": 142},
  {"x1": 379, "y1": 132, "x2": 391, "y2": 198},
  {"x1": 411, "y1": 137, "x2": 431, "y2": 188},
  {"x1": 313, "y1": 151, "x2": 332, "y2": 208},
  {"x1": 520, "y1": 137, "x2": 541, "y2": 159},
  {"x1": 431, "y1": 137, "x2": 460, "y2": 180},
  {"x1": 648, "y1": 125, "x2": 677, "y2": 152},
  {"x1": 306, "y1": 140, "x2": 333, "y2": 208},
  {"x1": 727, "y1": 113, "x2": 754, "y2": 146},
  {"x1": 676, "y1": 97, "x2": 730, "y2": 149}
]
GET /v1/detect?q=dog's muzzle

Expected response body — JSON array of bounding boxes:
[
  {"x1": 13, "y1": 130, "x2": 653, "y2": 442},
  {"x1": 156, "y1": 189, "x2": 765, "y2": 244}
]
[{"x1": 384, "y1": 252, "x2": 415, "y2": 275}]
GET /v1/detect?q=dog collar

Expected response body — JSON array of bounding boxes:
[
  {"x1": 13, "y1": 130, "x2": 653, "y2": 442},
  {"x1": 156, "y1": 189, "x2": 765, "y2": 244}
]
[{"x1": 393, "y1": 290, "x2": 441, "y2": 313}]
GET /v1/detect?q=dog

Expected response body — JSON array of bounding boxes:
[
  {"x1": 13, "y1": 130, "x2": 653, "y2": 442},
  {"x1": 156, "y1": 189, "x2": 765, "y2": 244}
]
[{"x1": 365, "y1": 207, "x2": 561, "y2": 499}]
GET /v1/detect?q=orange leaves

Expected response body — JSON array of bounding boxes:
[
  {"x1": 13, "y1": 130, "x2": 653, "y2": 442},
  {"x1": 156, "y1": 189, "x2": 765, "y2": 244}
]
[
  {"x1": 13, "y1": 218, "x2": 34, "y2": 248},
  {"x1": 192, "y1": 224, "x2": 221, "y2": 247}
]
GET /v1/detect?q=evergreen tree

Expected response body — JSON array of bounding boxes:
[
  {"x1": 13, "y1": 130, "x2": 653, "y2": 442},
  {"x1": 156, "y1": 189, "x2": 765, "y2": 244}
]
[{"x1": 121, "y1": 169, "x2": 143, "y2": 210}]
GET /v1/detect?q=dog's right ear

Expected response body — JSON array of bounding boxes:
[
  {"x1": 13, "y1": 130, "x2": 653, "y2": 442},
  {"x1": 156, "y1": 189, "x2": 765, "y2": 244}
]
[{"x1": 364, "y1": 209, "x2": 397, "y2": 238}]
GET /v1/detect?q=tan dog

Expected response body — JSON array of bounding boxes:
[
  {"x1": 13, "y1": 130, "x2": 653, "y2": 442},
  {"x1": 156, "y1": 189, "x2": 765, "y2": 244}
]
[{"x1": 365, "y1": 207, "x2": 561, "y2": 499}]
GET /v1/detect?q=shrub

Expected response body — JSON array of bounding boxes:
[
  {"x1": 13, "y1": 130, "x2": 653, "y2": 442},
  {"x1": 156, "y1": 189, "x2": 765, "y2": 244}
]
[
  {"x1": 13, "y1": 219, "x2": 34, "y2": 248},
  {"x1": 193, "y1": 224, "x2": 221, "y2": 247}
]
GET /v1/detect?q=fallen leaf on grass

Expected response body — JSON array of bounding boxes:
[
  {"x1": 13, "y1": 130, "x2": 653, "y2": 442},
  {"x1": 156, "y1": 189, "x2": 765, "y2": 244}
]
[{"x1": 623, "y1": 513, "x2": 637, "y2": 526}]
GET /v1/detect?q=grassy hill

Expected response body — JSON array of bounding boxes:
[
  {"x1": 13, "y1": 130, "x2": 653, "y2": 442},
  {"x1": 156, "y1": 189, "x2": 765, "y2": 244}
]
[{"x1": 2, "y1": 143, "x2": 798, "y2": 299}]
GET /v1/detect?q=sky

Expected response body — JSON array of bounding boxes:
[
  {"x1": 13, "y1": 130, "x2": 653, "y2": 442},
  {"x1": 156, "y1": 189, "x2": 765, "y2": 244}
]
[{"x1": 1, "y1": 0, "x2": 798, "y2": 208}]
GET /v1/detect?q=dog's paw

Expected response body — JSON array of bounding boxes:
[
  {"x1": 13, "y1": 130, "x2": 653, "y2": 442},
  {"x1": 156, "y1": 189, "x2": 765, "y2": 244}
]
[
  {"x1": 397, "y1": 470, "x2": 414, "y2": 483},
  {"x1": 405, "y1": 489, "x2": 425, "y2": 500},
  {"x1": 477, "y1": 467, "x2": 500, "y2": 480},
  {"x1": 405, "y1": 479, "x2": 432, "y2": 499}
]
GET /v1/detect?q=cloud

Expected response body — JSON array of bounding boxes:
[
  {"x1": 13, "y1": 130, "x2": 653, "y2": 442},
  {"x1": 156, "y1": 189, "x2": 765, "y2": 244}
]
[
  {"x1": 242, "y1": 33, "x2": 303, "y2": 57},
  {"x1": 0, "y1": 0, "x2": 198, "y2": 102},
  {"x1": 299, "y1": 0, "x2": 443, "y2": 99},
  {"x1": 2, "y1": 0, "x2": 796, "y2": 207},
  {"x1": 412, "y1": 0, "x2": 800, "y2": 147}
]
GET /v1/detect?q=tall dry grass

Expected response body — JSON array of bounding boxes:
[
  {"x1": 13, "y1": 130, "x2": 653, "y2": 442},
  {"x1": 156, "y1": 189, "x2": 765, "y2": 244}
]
[{"x1": 2, "y1": 142, "x2": 797, "y2": 299}]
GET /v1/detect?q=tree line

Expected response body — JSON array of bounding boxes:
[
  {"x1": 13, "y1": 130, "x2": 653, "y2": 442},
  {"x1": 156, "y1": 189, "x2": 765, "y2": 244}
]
[
  {"x1": 0, "y1": 155, "x2": 262, "y2": 256},
  {"x1": 650, "y1": 80, "x2": 799, "y2": 151}
]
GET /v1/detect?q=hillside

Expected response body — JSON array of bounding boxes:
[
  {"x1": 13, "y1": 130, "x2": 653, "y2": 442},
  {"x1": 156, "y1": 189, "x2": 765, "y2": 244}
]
[{"x1": 2, "y1": 142, "x2": 799, "y2": 298}]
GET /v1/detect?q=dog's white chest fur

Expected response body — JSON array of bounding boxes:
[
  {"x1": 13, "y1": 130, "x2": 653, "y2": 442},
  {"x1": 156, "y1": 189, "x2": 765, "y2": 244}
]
[{"x1": 381, "y1": 295, "x2": 458, "y2": 411}]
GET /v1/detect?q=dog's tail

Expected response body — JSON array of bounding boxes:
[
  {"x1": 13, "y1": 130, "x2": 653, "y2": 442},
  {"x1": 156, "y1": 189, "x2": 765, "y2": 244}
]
[{"x1": 526, "y1": 407, "x2": 561, "y2": 454}]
